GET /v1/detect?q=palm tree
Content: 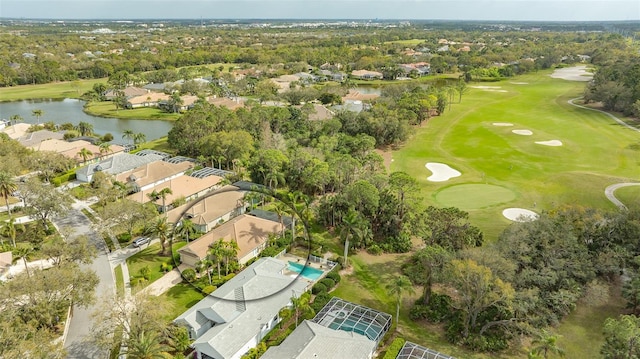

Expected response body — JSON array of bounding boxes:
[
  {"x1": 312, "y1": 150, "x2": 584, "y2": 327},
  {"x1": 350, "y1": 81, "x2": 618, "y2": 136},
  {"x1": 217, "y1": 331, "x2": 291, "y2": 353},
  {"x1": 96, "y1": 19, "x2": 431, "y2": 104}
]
[
  {"x1": 386, "y1": 275, "x2": 415, "y2": 327},
  {"x1": 222, "y1": 240, "x2": 239, "y2": 275},
  {"x1": 133, "y1": 132, "x2": 147, "y2": 146},
  {"x1": 1, "y1": 218, "x2": 24, "y2": 247},
  {"x1": 208, "y1": 239, "x2": 226, "y2": 279},
  {"x1": 148, "y1": 188, "x2": 173, "y2": 215},
  {"x1": 126, "y1": 330, "x2": 171, "y2": 359},
  {"x1": 195, "y1": 258, "x2": 214, "y2": 285},
  {"x1": 531, "y1": 330, "x2": 565, "y2": 359},
  {"x1": 291, "y1": 292, "x2": 314, "y2": 328},
  {"x1": 122, "y1": 129, "x2": 135, "y2": 145},
  {"x1": 273, "y1": 201, "x2": 287, "y2": 237},
  {"x1": 151, "y1": 217, "x2": 171, "y2": 255},
  {"x1": 77, "y1": 147, "x2": 93, "y2": 164},
  {"x1": 31, "y1": 109, "x2": 43, "y2": 125},
  {"x1": 340, "y1": 210, "x2": 361, "y2": 267},
  {"x1": 13, "y1": 246, "x2": 33, "y2": 278},
  {"x1": 0, "y1": 171, "x2": 17, "y2": 217},
  {"x1": 9, "y1": 114, "x2": 23, "y2": 126},
  {"x1": 176, "y1": 219, "x2": 197, "y2": 242},
  {"x1": 99, "y1": 142, "x2": 112, "y2": 157},
  {"x1": 76, "y1": 121, "x2": 94, "y2": 136}
]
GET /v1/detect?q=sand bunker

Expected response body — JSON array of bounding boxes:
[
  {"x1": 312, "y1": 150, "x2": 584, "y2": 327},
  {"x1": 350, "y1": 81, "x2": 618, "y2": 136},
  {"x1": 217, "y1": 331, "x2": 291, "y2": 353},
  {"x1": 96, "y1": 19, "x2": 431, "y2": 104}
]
[
  {"x1": 426, "y1": 162, "x2": 461, "y2": 182},
  {"x1": 512, "y1": 129, "x2": 533, "y2": 135},
  {"x1": 503, "y1": 208, "x2": 539, "y2": 222},
  {"x1": 550, "y1": 65, "x2": 593, "y2": 82},
  {"x1": 510, "y1": 82, "x2": 528, "y2": 85},
  {"x1": 484, "y1": 89, "x2": 508, "y2": 93},
  {"x1": 493, "y1": 122, "x2": 514, "y2": 126},
  {"x1": 535, "y1": 140, "x2": 563, "y2": 146}
]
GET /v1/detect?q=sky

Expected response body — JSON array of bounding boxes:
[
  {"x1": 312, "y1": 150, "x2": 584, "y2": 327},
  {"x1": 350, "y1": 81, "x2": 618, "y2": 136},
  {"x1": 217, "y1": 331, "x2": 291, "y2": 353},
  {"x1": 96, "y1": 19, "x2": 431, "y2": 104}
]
[{"x1": 1, "y1": 0, "x2": 639, "y2": 21}]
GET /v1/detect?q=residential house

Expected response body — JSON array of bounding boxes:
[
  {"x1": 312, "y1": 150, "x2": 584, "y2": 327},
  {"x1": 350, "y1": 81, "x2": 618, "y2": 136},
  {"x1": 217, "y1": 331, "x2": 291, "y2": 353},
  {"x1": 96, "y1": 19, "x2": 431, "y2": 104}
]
[
  {"x1": 29, "y1": 139, "x2": 125, "y2": 164},
  {"x1": 270, "y1": 74, "x2": 302, "y2": 92},
  {"x1": 115, "y1": 160, "x2": 193, "y2": 193},
  {"x1": 319, "y1": 70, "x2": 347, "y2": 82},
  {"x1": 206, "y1": 96, "x2": 245, "y2": 111},
  {"x1": 399, "y1": 62, "x2": 431, "y2": 77},
  {"x1": 350, "y1": 70, "x2": 383, "y2": 80},
  {"x1": 296, "y1": 104, "x2": 334, "y2": 121},
  {"x1": 0, "y1": 120, "x2": 9, "y2": 130},
  {"x1": 394, "y1": 341, "x2": 455, "y2": 359},
  {"x1": 167, "y1": 185, "x2": 246, "y2": 233},
  {"x1": 174, "y1": 257, "x2": 309, "y2": 359},
  {"x1": 104, "y1": 86, "x2": 149, "y2": 100},
  {"x1": 342, "y1": 89, "x2": 380, "y2": 102},
  {"x1": 126, "y1": 92, "x2": 170, "y2": 109},
  {"x1": 14, "y1": 129, "x2": 64, "y2": 148},
  {"x1": 76, "y1": 152, "x2": 165, "y2": 183},
  {"x1": 127, "y1": 174, "x2": 223, "y2": 212},
  {"x1": 0, "y1": 251, "x2": 12, "y2": 280},
  {"x1": 1, "y1": 123, "x2": 40, "y2": 140},
  {"x1": 177, "y1": 213, "x2": 283, "y2": 268},
  {"x1": 262, "y1": 297, "x2": 392, "y2": 359}
]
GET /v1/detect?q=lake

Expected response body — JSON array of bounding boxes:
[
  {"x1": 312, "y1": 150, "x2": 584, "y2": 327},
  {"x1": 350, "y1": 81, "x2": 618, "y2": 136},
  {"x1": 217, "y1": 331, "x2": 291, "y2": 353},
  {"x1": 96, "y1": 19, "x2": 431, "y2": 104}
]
[{"x1": 0, "y1": 99, "x2": 173, "y2": 142}]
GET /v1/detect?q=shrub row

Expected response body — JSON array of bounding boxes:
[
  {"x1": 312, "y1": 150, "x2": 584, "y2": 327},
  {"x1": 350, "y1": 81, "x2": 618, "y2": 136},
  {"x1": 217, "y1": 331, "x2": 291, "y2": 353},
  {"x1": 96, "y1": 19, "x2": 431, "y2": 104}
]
[{"x1": 382, "y1": 338, "x2": 406, "y2": 359}]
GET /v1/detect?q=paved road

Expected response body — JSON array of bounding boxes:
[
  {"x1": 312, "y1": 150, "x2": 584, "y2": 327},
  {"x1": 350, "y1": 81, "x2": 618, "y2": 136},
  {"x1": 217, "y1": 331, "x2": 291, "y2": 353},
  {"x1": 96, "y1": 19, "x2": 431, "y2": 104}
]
[
  {"x1": 604, "y1": 183, "x2": 640, "y2": 210},
  {"x1": 55, "y1": 200, "x2": 115, "y2": 359}
]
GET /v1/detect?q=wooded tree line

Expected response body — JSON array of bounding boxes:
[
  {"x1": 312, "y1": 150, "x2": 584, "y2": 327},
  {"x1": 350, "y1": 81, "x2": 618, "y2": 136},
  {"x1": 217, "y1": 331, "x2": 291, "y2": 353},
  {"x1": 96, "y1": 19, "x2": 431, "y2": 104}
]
[
  {"x1": 403, "y1": 205, "x2": 640, "y2": 353},
  {"x1": 584, "y1": 51, "x2": 640, "y2": 117},
  {"x1": 0, "y1": 22, "x2": 627, "y2": 86}
]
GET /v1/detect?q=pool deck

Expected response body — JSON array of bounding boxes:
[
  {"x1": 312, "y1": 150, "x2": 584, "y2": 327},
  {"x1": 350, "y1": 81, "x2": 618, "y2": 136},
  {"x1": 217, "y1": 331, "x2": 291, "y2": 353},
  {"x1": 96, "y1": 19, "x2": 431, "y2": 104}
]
[{"x1": 279, "y1": 253, "x2": 332, "y2": 282}]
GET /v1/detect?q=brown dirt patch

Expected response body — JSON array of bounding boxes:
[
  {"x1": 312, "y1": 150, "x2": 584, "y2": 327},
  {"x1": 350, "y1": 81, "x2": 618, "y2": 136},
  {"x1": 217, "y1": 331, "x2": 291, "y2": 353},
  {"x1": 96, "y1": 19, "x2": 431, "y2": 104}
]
[{"x1": 375, "y1": 148, "x2": 393, "y2": 173}]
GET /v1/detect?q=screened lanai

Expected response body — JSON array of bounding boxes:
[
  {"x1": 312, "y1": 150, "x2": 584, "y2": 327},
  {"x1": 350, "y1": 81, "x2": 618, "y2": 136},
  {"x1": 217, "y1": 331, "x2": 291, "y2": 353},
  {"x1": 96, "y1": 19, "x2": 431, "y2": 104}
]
[
  {"x1": 396, "y1": 341, "x2": 455, "y2": 359},
  {"x1": 311, "y1": 297, "x2": 392, "y2": 345}
]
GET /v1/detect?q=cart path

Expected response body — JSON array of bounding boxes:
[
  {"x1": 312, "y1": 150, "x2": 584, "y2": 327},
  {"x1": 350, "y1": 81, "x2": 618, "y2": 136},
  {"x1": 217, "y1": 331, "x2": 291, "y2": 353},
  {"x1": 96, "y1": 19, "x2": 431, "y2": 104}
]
[{"x1": 604, "y1": 183, "x2": 640, "y2": 210}]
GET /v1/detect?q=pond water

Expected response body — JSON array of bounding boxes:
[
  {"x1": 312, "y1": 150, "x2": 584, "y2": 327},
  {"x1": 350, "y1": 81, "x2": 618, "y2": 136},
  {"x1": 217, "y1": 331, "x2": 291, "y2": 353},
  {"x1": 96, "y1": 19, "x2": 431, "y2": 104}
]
[{"x1": 0, "y1": 99, "x2": 173, "y2": 142}]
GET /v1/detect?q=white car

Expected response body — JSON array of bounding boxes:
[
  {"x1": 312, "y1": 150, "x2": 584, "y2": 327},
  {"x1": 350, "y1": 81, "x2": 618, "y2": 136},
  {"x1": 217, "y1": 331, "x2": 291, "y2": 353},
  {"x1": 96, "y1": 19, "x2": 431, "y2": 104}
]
[{"x1": 132, "y1": 237, "x2": 150, "y2": 247}]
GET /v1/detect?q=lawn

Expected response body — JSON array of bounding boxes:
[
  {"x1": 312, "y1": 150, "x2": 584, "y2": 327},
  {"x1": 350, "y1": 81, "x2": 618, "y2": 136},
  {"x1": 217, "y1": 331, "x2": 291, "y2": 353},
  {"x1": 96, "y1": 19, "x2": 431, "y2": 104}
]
[
  {"x1": 391, "y1": 70, "x2": 640, "y2": 242},
  {"x1": 83, "y1": 101, "x2": 181, "y2": 121},
  {"x1": 0, "y1": 78, "x2": 106, "y2": 102},
  {"x1": 613, "y1": 185, "x2": 640, "y2": 210},
  {"x1": 159, "y1": 282, "x2": 205, "y2": 322},
  {"x1": 126, "y1": 242, "x2": 177, "y2": 288},
  {"x1": 555, "y1": 282, "x2": 625, "y2": 359},
  {"x1": 114, "y1": 264, "x2": 124, "y2": 298},
  {"x1": 133, "y1": 136, "x2": 174, "y2": 154}
]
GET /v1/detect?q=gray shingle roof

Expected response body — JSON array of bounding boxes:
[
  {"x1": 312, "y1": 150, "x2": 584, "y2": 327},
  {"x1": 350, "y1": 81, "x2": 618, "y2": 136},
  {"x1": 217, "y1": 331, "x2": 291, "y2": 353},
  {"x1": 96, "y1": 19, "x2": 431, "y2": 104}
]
[{"x1": 76, "y1": 153, "x2": 164, "y2": 181}]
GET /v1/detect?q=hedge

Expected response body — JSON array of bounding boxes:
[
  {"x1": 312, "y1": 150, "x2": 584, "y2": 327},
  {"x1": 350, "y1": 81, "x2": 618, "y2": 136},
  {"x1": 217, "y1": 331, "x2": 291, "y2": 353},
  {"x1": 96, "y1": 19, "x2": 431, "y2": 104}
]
[{"x1": 382, "y1": 338, "x2": 406, "y2": 359}]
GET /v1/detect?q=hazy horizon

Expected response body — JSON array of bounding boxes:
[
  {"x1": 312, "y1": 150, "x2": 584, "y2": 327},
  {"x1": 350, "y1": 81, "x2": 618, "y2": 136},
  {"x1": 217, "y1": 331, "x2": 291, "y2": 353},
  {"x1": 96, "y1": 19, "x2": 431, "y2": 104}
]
[{"x1": 2, "y1": 0, "x2": 639, "y2": 22}]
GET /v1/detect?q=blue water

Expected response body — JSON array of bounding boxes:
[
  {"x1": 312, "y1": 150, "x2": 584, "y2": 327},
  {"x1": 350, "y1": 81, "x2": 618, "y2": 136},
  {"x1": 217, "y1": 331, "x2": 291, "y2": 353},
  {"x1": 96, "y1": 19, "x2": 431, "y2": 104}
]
[
  {"x1": 328, "y1": 319, "x2": 380, "y2": 341},
  {"x1": 288, "y1": 261, "x2": 323, "y2": 281}
]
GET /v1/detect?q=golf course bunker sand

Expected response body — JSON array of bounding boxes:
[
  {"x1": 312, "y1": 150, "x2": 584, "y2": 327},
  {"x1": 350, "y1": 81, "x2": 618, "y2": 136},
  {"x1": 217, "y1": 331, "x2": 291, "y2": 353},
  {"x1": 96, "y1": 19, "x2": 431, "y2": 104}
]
[
  {"x1": 535, "y1": 140, "x2": 563, "y2": 146},
  {"x1": 512, "y1": 129, "x2": 533, "y2": 135},
  {"x1": 510, "y1": 82, "x2": 528, "y2": 85},
  {"x1": 503, "y1": 208, "x2": 539, "y2": 222},
  {"x1": 435, "y1": 184, "x2": 516, "y2": 211},
  {"x1": 426, "y1": 163, "x2": 461, "y2": 182},
  {"x1": 470, "y1": 85, "x2": 502, "y2": 89},
  {"x1": 493, "y1": 122, "x2": 514, "y2": 126},
  {"x1": 550, "y1": 65, "x2": 593, "y2": 82}
]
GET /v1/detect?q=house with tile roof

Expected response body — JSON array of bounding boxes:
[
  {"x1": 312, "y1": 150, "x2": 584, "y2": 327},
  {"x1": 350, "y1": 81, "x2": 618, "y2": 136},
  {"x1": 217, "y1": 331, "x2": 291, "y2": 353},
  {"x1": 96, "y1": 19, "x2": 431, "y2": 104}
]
[
  {"x1": 116, "y1": 160, "x2": 193, "y2": 193},
  {"x1": 127, "y1": 174, "x2": 223, "y2": 212},
  {"x1": 174, "y1": 257, "x2": 308, "y2": 359},
  {"x1": 177, "y1": 213, "x2": 283, "y2": 268},
  {"x1": 350, "y1": 69, "x2": 383, "y2": 80},
  {"x1": 166, "y1": 185, "x2": 246, "y2": 233}
]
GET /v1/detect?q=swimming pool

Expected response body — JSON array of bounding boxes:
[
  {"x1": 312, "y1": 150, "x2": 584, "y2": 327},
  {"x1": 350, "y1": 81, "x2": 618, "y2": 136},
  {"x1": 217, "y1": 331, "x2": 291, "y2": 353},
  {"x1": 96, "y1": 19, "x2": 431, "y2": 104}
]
[{"x1": 288, "y1": 261, "x2": 324, "y2": 281}]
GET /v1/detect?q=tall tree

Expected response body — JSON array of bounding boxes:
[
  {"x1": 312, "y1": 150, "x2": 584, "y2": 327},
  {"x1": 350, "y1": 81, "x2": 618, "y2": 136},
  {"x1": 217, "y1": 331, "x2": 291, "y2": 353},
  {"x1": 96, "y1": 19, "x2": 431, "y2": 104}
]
[
  {"x1": 446, "y1": 259, "x2": 515, "y2": 338},
  {"x1": 601, "y1": 315, "x2": 640, "y2": 359},
  {"x1": 386, "y1": 275, "x2": 415, "y2": 327},
  {"x1": 403, "y1": 245, "x2": 450, "y2": 305},
  {"x1": 133, "y1": 132, "x2": 147, "y2": 146},
  {"x1": 31, "y1": 109, "x2": 43, "y2": 125},
  {"x1": 122, "y1": 129, "x2": 135, "y2": 145},
  {"x1": 208, "y1": 239, "x2": 225, "y2": 279},
  {"x1": 77, "y1": 147, "x2": 93, "y2": 164},
  {"x1": 0, "y1": 170, "x2": 17, "y2": 217},
  {"x1": 151, "y1": 217, "x2": 171, "y2": 255},
  {"x1": 76, "y1": 121, "x2": 94, "y2": 136},
  {"x1": 20, "y1": 177, "x2": 73, "y2": 230},
  {"x1": 9, "y1": 114, "x2": 23, "y2": 125},
  {"x1": 291, "y1": 292, "x2": 314, "y2": 328},
  {"x1": 531, "y1": 330, "x2": 565, "y2": 359},
  {"x1": 12, "y1": 246, "x2": 33, "y2": 277},
  {"x1": 126, "y1": 331, "x2": 171, "y2": 359}
]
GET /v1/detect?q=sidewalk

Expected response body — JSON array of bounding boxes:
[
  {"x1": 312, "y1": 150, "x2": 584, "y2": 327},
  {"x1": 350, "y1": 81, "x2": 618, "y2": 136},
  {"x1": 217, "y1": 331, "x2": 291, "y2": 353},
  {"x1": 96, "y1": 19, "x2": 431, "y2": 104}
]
[{"x1": 1, "y1": 258, "x2": 55, "y2": 281}]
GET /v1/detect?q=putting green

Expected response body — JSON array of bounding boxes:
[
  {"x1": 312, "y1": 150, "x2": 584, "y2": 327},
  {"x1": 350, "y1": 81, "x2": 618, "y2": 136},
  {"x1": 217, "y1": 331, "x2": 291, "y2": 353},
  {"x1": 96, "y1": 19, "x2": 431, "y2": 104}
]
[{"x1": 434, "y1": 184, "x2": 516, "y2": 210}]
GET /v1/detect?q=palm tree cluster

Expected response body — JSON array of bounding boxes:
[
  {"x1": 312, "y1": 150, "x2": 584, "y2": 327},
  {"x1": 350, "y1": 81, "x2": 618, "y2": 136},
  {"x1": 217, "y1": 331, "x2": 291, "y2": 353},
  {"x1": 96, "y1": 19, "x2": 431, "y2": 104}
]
[{"x1": 207, "y1": 238, "x2": 240, "y2": 280}]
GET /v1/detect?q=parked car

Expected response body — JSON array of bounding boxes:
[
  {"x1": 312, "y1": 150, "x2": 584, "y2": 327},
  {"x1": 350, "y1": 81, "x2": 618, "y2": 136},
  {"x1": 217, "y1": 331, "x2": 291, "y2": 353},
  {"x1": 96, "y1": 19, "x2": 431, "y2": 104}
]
[{"x1": 132, "y1": 237, "x2": 150, "y2": 247}]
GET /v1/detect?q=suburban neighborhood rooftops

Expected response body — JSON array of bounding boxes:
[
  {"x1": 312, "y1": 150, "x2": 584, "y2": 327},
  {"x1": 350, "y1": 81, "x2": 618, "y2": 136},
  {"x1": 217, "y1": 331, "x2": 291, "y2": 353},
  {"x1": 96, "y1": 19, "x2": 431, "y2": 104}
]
[
  {"x1": 76, "y1": 153, "x2": 165, "y2": 181},
  {"x1": 174, "y1": 257, "x2": 308, "y2": 359},
  {"x1": 262, "y1": 297, "x2": 392, "y2": 359},
  {"x1": 127, "y1": 174, "x2": 222, "y2": 207},
  {"x1": 116, "y1": 160, "x2": 193, "y2": 188},
  {"x1": 104, "y1": 86, "x2": 149, "y2": 99},
  {"x1": 135, "y1": 149, "x2": 171, "y2": 158},
  {"x1": 166, "y1": 185, "x2": 245, "y2": 225},
  {"x1": 190, "y1": 167, "x2": 233, "y2": 179},
  {"x1": 15, "y1": 129, "x2": 64, "y2": 147},
  {"x1": 177, "y1": 213, "x2": 283, "y2": 263},
  {"x1": 0, "y1": 123, "x2": 32, "y2": 139},
  {"x1": 206, "y1": 96, "x2": 245, "y2": 110}
]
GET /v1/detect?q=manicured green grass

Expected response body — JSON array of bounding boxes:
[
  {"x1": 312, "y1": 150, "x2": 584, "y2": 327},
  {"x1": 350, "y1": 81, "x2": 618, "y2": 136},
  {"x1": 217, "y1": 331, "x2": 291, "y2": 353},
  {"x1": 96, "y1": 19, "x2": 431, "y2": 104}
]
[
  {"x1": 83, "y1": 101, "x2": 180, "y2": 121},
  {"x1": 0, "y1": 78, "x2": 106, "y2": 102},
  {"x1": 126, "y1": 243, "x2": 175, "y2": 288},
  {"x1": 133, "y1": 136, "x2": 174, "y2": 154},
  {"x1": 555, "y1": 283, "x2": 625, "y2": 359},
  {"x1": 114, "y1": 264, "x2": 124, "y2": 298},
  {"x1": 159, "y1": 282, "x2": 205, "y2": 322},
  {"x1": 434, "y1": 184, "x2": 516, "y2": 210},
  {"x1": 391, "y1": 70, "x2": 640, "y2": 242}
]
